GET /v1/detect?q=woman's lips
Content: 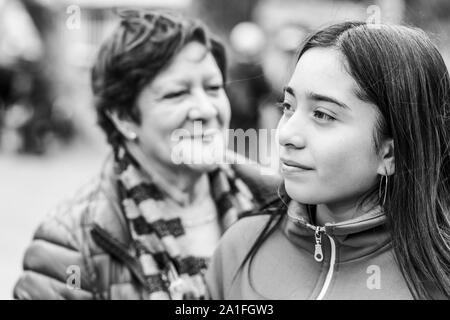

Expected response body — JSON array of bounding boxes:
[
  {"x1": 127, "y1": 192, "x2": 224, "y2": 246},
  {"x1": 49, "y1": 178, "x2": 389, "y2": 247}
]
[{"x1": 182, "y1": 128, "x2": 221, "y2": 140}]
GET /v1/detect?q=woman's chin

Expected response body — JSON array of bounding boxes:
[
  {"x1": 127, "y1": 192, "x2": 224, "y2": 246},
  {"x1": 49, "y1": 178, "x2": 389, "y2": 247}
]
[
  {"x1": 185, "y1": 162, "x2": 220, "y2": 173},
  {"x1": 187, "y1": 164, "x2": 218, "y2": 173}
]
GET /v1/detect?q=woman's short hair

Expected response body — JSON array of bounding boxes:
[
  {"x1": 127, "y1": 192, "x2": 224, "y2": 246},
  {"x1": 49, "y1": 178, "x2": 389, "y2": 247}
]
[{"x1": 91, "y1": 10, "x2": 227, "y2": 146}]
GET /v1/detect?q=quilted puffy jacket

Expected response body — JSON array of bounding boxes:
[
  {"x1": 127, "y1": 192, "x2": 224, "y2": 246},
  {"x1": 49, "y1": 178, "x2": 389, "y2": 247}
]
[{"x1": 13, "y1": 155, "x2": 281, "y2": 300}]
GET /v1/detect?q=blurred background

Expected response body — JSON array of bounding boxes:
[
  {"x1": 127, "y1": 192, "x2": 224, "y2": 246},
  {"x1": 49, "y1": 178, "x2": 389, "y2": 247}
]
[{"x1": 0, "y1": 0, "x2": 449, "y2": 299}]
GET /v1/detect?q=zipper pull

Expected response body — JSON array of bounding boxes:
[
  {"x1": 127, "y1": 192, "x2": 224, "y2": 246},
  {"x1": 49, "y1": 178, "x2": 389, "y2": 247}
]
[{"x1": 314, "y1": 227, "x2": 324, "y2": 262}]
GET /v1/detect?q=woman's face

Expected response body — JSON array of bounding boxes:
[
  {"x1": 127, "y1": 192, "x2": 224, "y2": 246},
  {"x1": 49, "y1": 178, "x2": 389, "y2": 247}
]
[
  {"x1": 278, "y1": 47, "x2": 385, "y2": 207},
  {"x1": 131, "y1": 41, "x2": 230, "y2": 173}
]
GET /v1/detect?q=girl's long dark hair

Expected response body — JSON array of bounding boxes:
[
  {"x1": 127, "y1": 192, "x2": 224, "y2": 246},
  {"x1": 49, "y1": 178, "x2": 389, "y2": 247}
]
[{"x1": 240, "y1": 22, "x2": 450, "y2": 299}]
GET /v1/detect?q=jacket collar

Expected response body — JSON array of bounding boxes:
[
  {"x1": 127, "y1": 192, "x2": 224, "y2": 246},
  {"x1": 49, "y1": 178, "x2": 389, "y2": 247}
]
[
  {"x1": 91, "y1": 154, "x2": 132, "y2": 245},
  {"x1": 283, "y1": 200, "x2": 391, "y2": 262}
]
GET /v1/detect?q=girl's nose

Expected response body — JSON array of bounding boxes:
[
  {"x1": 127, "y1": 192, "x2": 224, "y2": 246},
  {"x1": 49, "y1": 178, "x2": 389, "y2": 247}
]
[{"x1": 278, "y1": 113, "x2": 306, "y2": 149}]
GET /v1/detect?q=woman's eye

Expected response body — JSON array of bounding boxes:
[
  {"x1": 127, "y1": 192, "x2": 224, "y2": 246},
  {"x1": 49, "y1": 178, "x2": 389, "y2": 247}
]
[
  {"x1": 164, "y1": 90, "x2": 188, "y2": 99},
  {"x1": 277, "y1": 101, "x2": 294, "y2": 113},
  {"x1": 313, "y1": 110, "x2": 336, "y2": 122},
  {"x1": 206, "y1": 84, "x2": 223, "y2": 92}
]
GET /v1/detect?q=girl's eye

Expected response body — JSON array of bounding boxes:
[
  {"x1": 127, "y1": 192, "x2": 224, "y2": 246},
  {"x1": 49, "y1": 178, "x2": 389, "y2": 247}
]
[
  {"x1": 313, "y1": 110, "x2": 336, "y2": 122},
  {"x1": 164, "y1": 90, "x2": 188, "y2": 99}
]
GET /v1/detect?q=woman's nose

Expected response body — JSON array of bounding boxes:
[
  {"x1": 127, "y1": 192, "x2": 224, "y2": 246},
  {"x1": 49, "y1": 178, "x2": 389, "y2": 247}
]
[
  {"x1": 188, "y1": 90, "x2": 218, "y2": 121},
  {"x1": 278, "y1": 113, "x2": 306, "y2": 149}
]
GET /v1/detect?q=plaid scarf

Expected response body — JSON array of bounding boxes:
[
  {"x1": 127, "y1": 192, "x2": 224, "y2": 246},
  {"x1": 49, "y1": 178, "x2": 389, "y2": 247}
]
[{"x1": 114, "y1": 144, "x2": 256, "y2": 299}]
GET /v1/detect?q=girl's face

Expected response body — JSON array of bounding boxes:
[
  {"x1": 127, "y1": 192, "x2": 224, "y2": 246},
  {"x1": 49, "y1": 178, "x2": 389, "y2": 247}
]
[{"x1": 278, "y1": 47, "x2": 385, "y2": 208}]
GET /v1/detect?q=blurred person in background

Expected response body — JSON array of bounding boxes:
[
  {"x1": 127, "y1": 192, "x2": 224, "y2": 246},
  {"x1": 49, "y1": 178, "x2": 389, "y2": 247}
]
[
  {"x1": 226, "y1": 22, "x2": 272, "y2": 161},
  {"x1": 0, "y1": 0, "x2": 42, "y2": 151},
  {"x1": 0, "y1": 0, "x2": 74, "y2": 154},
  {"x1": 206, "y1": 22, "x2": 450, "y2": 299},
  {"x1": 13, "y1": 9, "x2": 280, "y2": 300},
  {"x1": 227, "y1": 22, "x2": 269, "y2": 133}
]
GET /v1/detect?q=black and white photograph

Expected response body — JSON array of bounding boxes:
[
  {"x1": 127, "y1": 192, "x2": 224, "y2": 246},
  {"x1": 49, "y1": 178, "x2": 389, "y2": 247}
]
[{"x1": 1, "y1": 0, "x2": 450, "y2": 303}]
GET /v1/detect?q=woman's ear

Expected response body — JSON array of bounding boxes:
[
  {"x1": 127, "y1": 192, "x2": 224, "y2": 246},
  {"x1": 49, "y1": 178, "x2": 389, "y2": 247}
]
[
  {"x1": 106, "y1": 111, "x2": 138, "y2": 141},
  {"x1": 377, "y1": 138, "x2": 395, "y2": 176}
]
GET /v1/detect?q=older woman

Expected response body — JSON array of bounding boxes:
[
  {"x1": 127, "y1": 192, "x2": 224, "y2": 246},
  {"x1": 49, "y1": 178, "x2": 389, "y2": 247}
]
[{"x1": 13, "y1": 10, "x2": 280, "y2": 300}]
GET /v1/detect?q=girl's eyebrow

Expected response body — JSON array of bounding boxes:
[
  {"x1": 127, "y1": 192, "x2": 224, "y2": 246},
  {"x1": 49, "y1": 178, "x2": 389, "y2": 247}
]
[
  {"x1": 283, "y1": 86, "x2": 351, "y2": 110},
  {"x1": 307, "y1": 91, "x2": 350, "y2": 110}
]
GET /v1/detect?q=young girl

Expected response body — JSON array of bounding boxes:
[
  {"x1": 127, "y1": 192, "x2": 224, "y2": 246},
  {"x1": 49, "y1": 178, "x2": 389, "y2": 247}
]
[{"x1": 205, "y1": 22, "x2": 450, "y2": 300}]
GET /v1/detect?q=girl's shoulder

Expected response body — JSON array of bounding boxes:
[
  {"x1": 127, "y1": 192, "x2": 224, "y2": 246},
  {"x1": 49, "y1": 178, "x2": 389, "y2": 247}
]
[
  {"x1": 217, "y1": 214, "x2": 275, "y2": 259},
  {"x1": 206, "y1": 214, "x2": 277, "y2": 299}
]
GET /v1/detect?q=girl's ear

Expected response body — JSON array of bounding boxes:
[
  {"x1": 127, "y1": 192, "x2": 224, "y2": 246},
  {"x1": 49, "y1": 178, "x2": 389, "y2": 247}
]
[
  {"x1": 377, "y1": 138, "x2": 395, "y2": 176},
  {"x1": 106, "y1": 111, "x2": 138, "y2": 141}
]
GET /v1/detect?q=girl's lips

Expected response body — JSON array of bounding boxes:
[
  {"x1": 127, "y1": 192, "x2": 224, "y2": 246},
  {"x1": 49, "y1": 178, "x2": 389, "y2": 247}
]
[
  {"x1": 280, "y1": 162, "x2": 312, "y2": 174},
  {"x1": 280, "y1": 158, "x2": 314, "y2": 170}
]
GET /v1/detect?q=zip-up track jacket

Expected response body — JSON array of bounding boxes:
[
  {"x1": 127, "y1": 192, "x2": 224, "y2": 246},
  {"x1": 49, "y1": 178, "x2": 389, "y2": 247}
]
[{"x1": 206, "y1": 201, "x2": 415, "y2": 299}]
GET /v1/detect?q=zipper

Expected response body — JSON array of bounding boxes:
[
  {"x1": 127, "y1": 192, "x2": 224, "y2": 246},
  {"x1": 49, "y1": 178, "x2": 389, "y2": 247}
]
[
  {"x1": 316, "y1": 234, "x2": 336, "y2": 300},
  {"x1": 296, "y1": 220, "x2": 337, "y2": 299},
  {"x1": 314, "y1": 226, "x2": 325, "y2": 262},
  {"x1": 308, "y1": 225, "x2": 337, "y2": 300}
]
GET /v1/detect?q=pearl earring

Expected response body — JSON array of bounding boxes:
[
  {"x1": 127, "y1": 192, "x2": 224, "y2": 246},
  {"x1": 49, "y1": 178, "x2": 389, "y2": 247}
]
[{"x1": 126, "y1": 131, "x2": 138, "y2": 141}]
